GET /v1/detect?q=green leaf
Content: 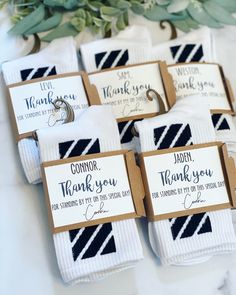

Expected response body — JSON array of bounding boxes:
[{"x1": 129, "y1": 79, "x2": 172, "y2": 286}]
[
  {"x1": 172, "y1": 19, "x2": 191, "y2": 32},
  {"x1": 187, "y1": 2, "x2": 222, "y2": 28},
  {"x1": 116, "y1": 13, "x2": 126, "y2": 30},
  {"x1": 100, "y1": 6, "x2": 121, "y2": 16},
  {"x1": 116, "y1": 0, "x2": 131, "y2": 10},
  {"x1": 93, "y1": 16, "x2": 103, "y2": 27},
  {"x1": 203, "y1": 1, "x2": 236, "y2": 25},
  {"x1": 185, "y1": 16, "x2": 199, "y2": 29},
  {"x1": 123, "y1": 9, "x2": 129, "y2": 25},
  {"x1": 100, "y1": 13, "x2": 113, "y2": 22},
  {"x1": 71, "y1": 17, "x2": 86, "y2": 31},
  {"x1": 9, "y1": 4, "x2": 45, "y2": 35},
  {"x1": 25, "y1": 12, "x2": 62, "y2": 34},
  {"x1": 77, "y1": 0, "x2": 87, "y2": 7},
  {"x1": 41, "y1": 22, "x2": 78, "y2": 42},
  {"x1": 85, "y1": 11, "x2": 93, "y2": 26},
  {"x1": 211, "y1": 0, "x2": 236, "y2": 13},
  {"x1": 87, "y1": 1, "x2": 103, "y2": 11},
  {"x1": 74, "y1": 8, "x2": 86, "y2": 19},
  {"x1": 43, "y1": 0, "x2": 78, "y2": 9},
  {"x1": 167, "y1": 0, "x2": 190, "y2": 13},
  {"x1": 144, "y1": 4, "x2": 186, "y2": 21},
  {"x1": 131, "y1": 1, "x2": 145, "y2": 15}
]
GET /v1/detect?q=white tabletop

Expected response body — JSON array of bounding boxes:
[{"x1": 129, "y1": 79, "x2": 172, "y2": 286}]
[{"x1": 1, "y1": 8, "x2": 236, "y2": 295}]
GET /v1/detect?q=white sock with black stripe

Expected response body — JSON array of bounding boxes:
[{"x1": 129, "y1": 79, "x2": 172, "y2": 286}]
[
  {"x1": 37, "y1": 105, "x2": 143, "y2": 284},
  {"x1": 2, "y1": 37, "x2": 79, "y2": 184},
  {"x1": 148, "y1": 26, "x2": 236, "y2": 161},
  {"x1": 150, "y1": 27, "x2": 216, "y2": 64},
  {"x1": 80, "y1": 25, "x2": 151, "y2": 150},
  {"x1": 135, "y1": 96, "x2": 236, "y2": 266},
  {"x1": 80, "y1": 25, "x2": 151, "y2": 73}
]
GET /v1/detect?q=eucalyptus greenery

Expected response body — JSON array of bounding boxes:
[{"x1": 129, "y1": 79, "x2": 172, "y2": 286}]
[{"x1": 2, "y1": 0, "x2": 236, "y2": 42}]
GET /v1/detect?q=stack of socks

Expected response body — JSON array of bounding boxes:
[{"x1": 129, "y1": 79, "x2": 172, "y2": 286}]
[
  {"x1": 80, "y1": 26, "x2": 151, "y2": 150},
  {"x1": 135, "y1": 96, "x2": 236, "y2": 265},
  {"x1": 148, "y1": 26, "x2": 236, "y2": 157},
  {"x1": 37, "y1": 105, "x2": 143, "y2": 284},
  {"x1": 2, "y1": 37, "x2": 80, "y2": 184}
]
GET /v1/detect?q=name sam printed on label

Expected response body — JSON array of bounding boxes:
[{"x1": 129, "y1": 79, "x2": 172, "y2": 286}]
[
  {"x1": 42, "y1": 153, "x2": 136, "y2": 232},
  {"x1": 168, "y1": 63, "x2": 232, "y2": 112},
  {"x1": 8, "y1": 74, "x2": 89, "y2": 137},
  {"x1": 141, "y1": 144, "x2": 230, "y2": 219},
  {"x1": 88, "y1": 63, "x2": 169, "y2": 120}
]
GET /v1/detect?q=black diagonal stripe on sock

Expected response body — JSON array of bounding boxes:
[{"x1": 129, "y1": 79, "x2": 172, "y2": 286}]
[
  {"x1": 218, "y1": 118, "x2": 230, "y2": 130},
  {"x1": 173, "y1": 124, "x2": 192, "y2": 147},
  {"x1": 170, "y1": 215, "x2": 189, "y2": 240},
  {"x1": 118, "y1": 119, "x2": 142, "y2": 144},
  {"x1": 154, "y1": 126, "x2": 166, "y2": 146},
  {"x1": 197, "y1": 216, "x2": 212, "y2": 235},
  {"x1": 86, "y1": 138, "x2": 100, "y2": 154},
  {"x1": 59, "y1": 140, "x2": 74, "y2": 159},
  {"x1": 211, "y1": 114, "x2": 221, "y2": 127},
  {"x1": 67, "y1": 139, "x2": 92, "y2": 157},
  {"x1": 190, "y1": 44, "x2": 204, "y2": 62},
  {"x1": 95, "y1": 52, "x2": 107, "y2": 68},
  {"x1": 159, "y1": 124, "x2": 182, "y2": 149},
  {"x1": 121, "y1": 122, "x2": 134, "y2": 144},
  {"x1": 101, "y1": 50, "x2": 121, "y2": 69},
  {"x1": 170, "y1": 45, "x2": 181, "y2": 59},
  {"x1": 31, "y1": 67, "x2": 49, "y2": 79},
  {"x1": 71, "y1": 225, "x2": 99, "y2": 261},
  {"x1": 69, "y1": 228, "x2": 82, "y2": 243},
  {"x1": 177, "y1": 44, "x2": 195, "y2": 62},
  {"x1": 180, "y1": 213, "x2": 206, "y2": 239},
  {"x1": 101, "y1": 236, "x2": 116, "y2": 255},
  {"x1": 82, "y1": 223, "x2": 113, "y2": 259},
  {"x1": 20, "y1": 68, "x2": 34, "y2": 81},
  {"x1": 47, "y1": 66, "x2": 57, "y2": 76},
  {"x1": 115, "y1": 49, "x2": 129, "y2": 67}
]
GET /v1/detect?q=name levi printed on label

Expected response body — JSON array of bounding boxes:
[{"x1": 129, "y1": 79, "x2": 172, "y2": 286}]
[{"x1": 8, "y1": 74, "x2": 89, "y2": 136}]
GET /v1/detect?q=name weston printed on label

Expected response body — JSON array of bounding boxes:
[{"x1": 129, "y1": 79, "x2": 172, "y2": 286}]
[
  {"x1": 143, "y1": 145, "x2": 229, "y2": 216},
  {"x1": 43, "y1": 154, "x2": 135, "y2": 229},
  {"x1": 168, "y1": 63, "x2": 231, "y2": 111},
  {"x1": 9, "y1": 75, "x2": 89, "y2": 135}
]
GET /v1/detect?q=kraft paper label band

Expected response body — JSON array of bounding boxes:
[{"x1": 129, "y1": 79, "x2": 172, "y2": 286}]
[
  {"x1": 41, "y1": 150, "x2": 145, "y2": 233},
  {"x1": 168, "y1": 62, "x2": 235, "y2": 114},
  {"x1": 87, "y1": 61, "x2": 176, "y2": 122},
  {"x1": 7, "y1": 72, "x2": 89, "y2": 141},
  {"x1": 140, "y1": 142, "x2": 236, "y2": 221}
]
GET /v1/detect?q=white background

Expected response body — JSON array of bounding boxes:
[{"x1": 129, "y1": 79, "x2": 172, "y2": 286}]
[{"x1": 2, "y1": 8, "x2": 236, "y2": 295}]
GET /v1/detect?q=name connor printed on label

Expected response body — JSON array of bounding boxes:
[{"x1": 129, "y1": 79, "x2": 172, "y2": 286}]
[
  {"x1": 43, "y1": 154, "x2": 136, "y2": 231},
  {"x1": 143, "y1": 145, "x2": 229, "y2": 218}
]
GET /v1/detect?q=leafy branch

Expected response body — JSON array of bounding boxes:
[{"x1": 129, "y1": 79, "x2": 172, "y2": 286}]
[{"x1": 4, "y1": 0, "x2": 236, "y2": 42}]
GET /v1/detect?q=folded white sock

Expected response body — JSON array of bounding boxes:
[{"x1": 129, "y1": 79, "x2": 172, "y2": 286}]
[
  {"x1": 80, "y1": 25, "x2": 151, "y2": 73},
  {"x1": 135, "y1": 96, "x2": 236, "y2": 266},
  {"x1": 151, "y1": 27, "x2": 216, "y2": 64},
  {"x1": 149, "y1": 25, "x2": 236, "y2": 159},
  {"x1": 2, "y1": 37, "x2": 79, "y2": 184},
  {"x1": 37, "y1": 105, "x2": 143, "y2": 284},
  {"x1": 211, "y1": 113, "x2": 236, "y2": 154},
  {"x1": 80, "y1": 26, "x2": 152, "y2": 151}
]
